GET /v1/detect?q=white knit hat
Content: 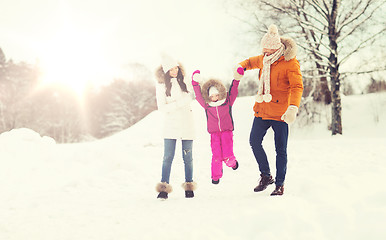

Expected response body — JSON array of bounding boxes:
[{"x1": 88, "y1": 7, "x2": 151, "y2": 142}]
[
  {"x1": 261, "y1": 24, "x2": 282, "y2": 49},
  {"x1": 208, "y1": 86, "x2": 219, "y2": 97},
  {"x1": 161, "y1": 53, "x2": 179, "y2": 73}
]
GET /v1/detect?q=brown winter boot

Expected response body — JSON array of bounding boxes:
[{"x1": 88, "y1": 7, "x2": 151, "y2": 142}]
[
  {"x1": 271, "y1": 185, "x2": 284, "y2": 196},
  {"x1": 182, "y1": 182, "x2": 197, "y2": 198},
  {"x1": 156, "y1": 182, "x2": 172, "y2": 200},
  {"x1": 253, "y1": 174, "x2": 274, "y2": 192}
]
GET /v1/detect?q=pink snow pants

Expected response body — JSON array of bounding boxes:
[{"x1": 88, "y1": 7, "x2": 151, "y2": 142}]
[{"x1": 210, "y1": 131, "x2": 237, "y2": 181}]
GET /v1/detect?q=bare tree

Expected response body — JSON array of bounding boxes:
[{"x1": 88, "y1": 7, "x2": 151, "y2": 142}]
[
  {"x1": 235, "y1": 0, "x2": 386, "y2": 135},
  {"x1": 86, "y1": 63, "x2": 157, "y2": 138},
  {"x1": 0, "y1": 60, "x2": 39, "y2": 132}
]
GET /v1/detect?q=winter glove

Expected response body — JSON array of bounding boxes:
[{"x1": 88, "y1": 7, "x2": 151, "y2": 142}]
[
  {"x1": 281, "y1": 105, "x2": 298, "y2": 124},
  {"x1": 191, "y1": 70, "x2": 202, "y2": 85},
  {"x1": 233, "y1": 65, "x2": 244, "y2": 80}
]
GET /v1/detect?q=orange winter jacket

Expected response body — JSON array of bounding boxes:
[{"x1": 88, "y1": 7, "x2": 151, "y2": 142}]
[{"x1": 239, "y1": 37, "x2": 303, "y2": 121}]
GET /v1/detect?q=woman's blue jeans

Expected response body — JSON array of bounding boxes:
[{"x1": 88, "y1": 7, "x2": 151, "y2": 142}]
[
  {"x1": 249, "y1": 117, "x2": 288, "y2": 186},
  {"x1": 161, "y1": 139, "x2": 193, "y2": 183}
]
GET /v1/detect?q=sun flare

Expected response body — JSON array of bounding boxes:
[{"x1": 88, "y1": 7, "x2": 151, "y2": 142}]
[{"x1": 38, "y1": 26, "x2": 115, "y2": 95}]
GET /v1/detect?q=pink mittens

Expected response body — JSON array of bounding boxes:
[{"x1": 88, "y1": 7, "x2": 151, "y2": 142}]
[
  {"x1": 192, "y1": 70, "x2": 201, "y2": 85},
  {"x1": 234, "y1": 65, "x2": 244, "y2": 80}
]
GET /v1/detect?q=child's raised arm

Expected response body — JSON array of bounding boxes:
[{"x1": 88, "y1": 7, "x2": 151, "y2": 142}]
[{"x1": 191, "y1": 70, "x2": 208, "y2": 108}]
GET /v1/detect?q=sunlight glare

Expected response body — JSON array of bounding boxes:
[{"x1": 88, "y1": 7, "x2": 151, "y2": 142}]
[{"x1": 38, "y1": 26, "x2": 115, "y2": 95}]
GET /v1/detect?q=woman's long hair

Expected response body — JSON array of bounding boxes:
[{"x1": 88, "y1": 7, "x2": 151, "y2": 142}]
[{"x1": 164, "y1": 66, "x2": 188, "y2": 96}]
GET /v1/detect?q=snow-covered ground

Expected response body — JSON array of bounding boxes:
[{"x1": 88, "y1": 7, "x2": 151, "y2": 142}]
[{"x1": 1, "y1": 93, "x2": 385, "y2": 240}]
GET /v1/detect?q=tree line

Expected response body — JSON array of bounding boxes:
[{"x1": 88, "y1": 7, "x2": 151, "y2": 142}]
[
  {"x1": 0, "y1": 48, "x2": 156, "y2": 143},
  {"x1": 3, "y1": 0, "x2": 386, "y2": 142}
]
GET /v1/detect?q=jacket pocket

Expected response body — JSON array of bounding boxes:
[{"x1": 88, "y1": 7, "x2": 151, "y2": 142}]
[
  {"x1": 268, "y1": 94, "x2": 289, "y2": 117},
  {"x1": 253, "y1": 102, "x2": 260, "y2": 114}
]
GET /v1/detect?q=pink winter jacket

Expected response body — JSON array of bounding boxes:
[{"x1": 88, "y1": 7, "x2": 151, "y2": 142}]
[{"x1": 192, "y1": 79, "x2": 240, "y2": 133}]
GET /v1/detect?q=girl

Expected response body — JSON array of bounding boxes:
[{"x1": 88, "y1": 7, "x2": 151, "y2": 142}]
[
  {"x1": 191, "y1": 66, "x2": 244, "y2": 184},
  {"x1": 154, "y1": 54, "x2": 197, "y2": 200}
]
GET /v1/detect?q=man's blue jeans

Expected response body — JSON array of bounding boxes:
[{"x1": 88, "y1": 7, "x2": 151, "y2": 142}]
[
  {"x1": 249, "y1": 117, "x2": 288, "y2": 186},
  {"x1": 161, "y1": 139, "x2": 193, "y2": 183}
]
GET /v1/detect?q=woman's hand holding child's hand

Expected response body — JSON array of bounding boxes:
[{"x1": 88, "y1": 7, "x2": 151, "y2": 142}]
[{"x1": 233, "y1": 65, "x2": 245, "y2": 80}]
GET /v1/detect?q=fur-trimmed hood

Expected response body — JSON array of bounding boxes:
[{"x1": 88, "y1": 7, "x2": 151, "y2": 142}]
[
  {"x1": 201, "y1": 78, "x2": 227, "y2": 104},
  {"x1": 155, "y1": 63, "x2": 186, "y2": 84},
  {"x1": 192, "y1": 78, "x2": 240, "y2": 133},
  {"x1": 280, "y1": 36, "x2": 297, "y2": 61}
]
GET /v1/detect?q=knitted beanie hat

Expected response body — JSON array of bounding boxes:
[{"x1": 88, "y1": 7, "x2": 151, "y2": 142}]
[
  {"x1": 161, "y1": 53, "x2": 179, "y2": 73},
  {"x1": 261, "y1": 24, "x2": 282, "y2": 49},
  {"x1": 208, "y1": 86, "x2": 219, "y2": 97}
]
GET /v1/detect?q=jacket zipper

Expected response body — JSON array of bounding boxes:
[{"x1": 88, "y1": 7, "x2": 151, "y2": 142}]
[{"x1": 216, "y1": 106, "x2": 222, "y2": 132}]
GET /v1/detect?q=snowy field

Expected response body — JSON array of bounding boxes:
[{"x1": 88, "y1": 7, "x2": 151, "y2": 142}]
[{"x1": 1, "y1": 93, "x2": 385, "y2": 240}]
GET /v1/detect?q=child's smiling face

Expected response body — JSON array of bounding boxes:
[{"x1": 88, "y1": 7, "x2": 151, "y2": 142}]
[{"x1": 210, "y1": 94, "x2": 219, "y2": 102}]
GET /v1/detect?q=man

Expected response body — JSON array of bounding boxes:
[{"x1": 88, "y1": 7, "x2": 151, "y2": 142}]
[{"x1": 239, "y1": 24, "x2": 303, "y2": 196}]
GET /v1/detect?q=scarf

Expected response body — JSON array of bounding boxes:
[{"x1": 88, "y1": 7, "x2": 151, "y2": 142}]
[
  {"x1": 208, "y1": 99, "x2": 226, "y2": 107},
  {"x1": 256, "y1": 44, "x2": 285, "y2": 103}
]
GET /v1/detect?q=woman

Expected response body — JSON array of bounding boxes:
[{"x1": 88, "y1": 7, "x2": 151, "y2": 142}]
[{"x1": 154, "y1": 54, "x2": 197, "y2": 200}]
